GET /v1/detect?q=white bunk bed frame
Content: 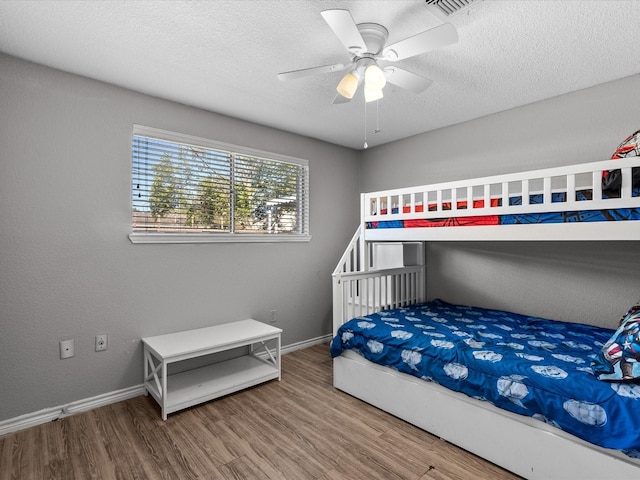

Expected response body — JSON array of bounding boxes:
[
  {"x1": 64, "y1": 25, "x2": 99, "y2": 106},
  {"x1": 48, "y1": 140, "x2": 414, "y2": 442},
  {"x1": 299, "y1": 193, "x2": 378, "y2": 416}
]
[{"x1": 332, "y1": 157, "x2": 640, "y2": 480}]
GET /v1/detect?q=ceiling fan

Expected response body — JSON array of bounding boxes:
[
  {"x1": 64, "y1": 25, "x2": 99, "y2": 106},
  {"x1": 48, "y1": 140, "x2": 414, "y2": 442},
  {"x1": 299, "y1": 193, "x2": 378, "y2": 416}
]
[{"x1": 277, "y1": 9, "x2": 458, "y2": 104}]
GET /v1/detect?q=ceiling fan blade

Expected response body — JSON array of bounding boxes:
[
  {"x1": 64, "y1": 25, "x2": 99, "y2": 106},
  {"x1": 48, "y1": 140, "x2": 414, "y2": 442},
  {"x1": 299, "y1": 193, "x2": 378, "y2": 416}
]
[
  {"x1": 384, "y1": 67, "x2": 433, "y2": 94},
  {"x1": 277, "y1": 63, "x2": 346, "y2": 81},
  {"x1": 382, "y1": 23, "x2": 457, "y2": 61},
  {"x1": 332, "y1": 92, "x2": 352, "y2": 104},
  {"x1": 321, "y1": 9, "x2": 367, "y2": 55}
]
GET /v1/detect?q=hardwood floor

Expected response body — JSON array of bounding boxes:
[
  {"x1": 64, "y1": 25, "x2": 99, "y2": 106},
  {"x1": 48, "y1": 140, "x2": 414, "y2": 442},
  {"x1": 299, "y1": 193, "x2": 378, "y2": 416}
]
[{"x1": 0, "y1": 343, "x2": 521, "y2": 480}]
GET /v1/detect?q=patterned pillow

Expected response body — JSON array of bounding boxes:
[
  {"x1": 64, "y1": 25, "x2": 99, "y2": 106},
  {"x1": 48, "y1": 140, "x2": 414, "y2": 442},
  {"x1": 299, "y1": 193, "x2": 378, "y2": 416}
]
[
  {"x1": 602, "y1": 129, "x2": 640, "y2": 191},
  {"x1": 592, "y1": 303, "x2": 640, "y2": 381}
]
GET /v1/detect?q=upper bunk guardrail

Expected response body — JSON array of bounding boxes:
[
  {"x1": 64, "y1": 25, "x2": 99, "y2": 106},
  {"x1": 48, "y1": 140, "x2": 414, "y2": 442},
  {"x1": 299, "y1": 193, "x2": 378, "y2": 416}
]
[{"x1": 363, "y1": 157, "x2": 640, "y2": 223}]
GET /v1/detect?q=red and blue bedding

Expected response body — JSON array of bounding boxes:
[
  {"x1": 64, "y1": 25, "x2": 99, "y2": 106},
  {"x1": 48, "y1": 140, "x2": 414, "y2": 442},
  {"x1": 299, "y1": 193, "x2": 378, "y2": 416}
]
[{"x1": 367, "y1": 189, "x2": 640, "y2": 229}]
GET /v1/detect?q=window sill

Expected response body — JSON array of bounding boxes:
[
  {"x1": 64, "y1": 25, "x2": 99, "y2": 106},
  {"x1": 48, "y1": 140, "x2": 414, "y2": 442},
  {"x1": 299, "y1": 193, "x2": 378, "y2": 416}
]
[{"x1": 129, "y1": 233, "x2": 312, "y2": 244}]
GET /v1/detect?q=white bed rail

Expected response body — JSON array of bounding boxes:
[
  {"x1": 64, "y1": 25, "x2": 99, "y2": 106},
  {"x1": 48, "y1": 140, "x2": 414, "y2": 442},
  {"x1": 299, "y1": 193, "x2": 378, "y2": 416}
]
[
  {"x1": 333, "y1": 227, "x2": 366, "y2": 276},
  {"x1": 332, "y1": 226, "x2": 426, "y2": 335},
  {"x1": 332, "y1": 267, "x2": 425, "y2": 335},
  {"x1": 363, "y1": 157, "x2": 640, "y2": 241}
]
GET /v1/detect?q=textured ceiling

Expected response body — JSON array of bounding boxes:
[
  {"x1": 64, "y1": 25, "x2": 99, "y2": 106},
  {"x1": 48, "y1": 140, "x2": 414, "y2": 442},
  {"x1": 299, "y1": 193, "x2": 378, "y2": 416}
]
[{"x1": 1, "y1": 0, "x2": 640, "y2": 150}]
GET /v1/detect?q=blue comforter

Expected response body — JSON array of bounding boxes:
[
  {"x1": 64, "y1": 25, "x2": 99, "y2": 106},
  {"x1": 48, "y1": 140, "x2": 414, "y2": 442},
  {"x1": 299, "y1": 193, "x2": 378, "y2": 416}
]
[{"x1": 330, "y1": 299, "x2": 640, "y2": 453}]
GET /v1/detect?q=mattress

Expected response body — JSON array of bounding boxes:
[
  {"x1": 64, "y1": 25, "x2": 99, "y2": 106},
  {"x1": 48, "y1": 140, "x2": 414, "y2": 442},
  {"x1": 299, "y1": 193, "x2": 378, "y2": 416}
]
[{"x1": 330, "y1": 299, "x2": 640, "y2": 454}]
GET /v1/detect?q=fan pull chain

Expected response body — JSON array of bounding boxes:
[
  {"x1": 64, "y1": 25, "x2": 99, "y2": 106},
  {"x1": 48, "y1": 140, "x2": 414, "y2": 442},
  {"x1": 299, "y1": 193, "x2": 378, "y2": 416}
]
[
  {"x1": 364, "y1": 100, "x2": 368, "y2": 149},
  {"x1": 364, "y1": 99, "x2": 382, "y2": 149}
]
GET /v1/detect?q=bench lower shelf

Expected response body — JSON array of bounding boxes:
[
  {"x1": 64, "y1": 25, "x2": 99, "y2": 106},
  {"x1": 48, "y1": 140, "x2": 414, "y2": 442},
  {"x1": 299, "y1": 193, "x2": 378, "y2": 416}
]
[{"x1": 145, "y1": 355, "x2": 279, "y2": 417}]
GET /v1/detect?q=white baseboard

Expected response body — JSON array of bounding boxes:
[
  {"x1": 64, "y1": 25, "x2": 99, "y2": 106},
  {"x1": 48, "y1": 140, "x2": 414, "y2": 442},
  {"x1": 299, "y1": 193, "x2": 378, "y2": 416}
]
[
  {"x1": 253, "y1": 333, "x2": 331, "y2": 361},
  {"x1": 0, "y1": 384, "x2": 145, "y2": 437},
  {"x1": 0, "y1": 334, "x2": 332, "y2": 437},
  {"x1": 281, "y1": 333, "x2": 331, "y2": 355}
]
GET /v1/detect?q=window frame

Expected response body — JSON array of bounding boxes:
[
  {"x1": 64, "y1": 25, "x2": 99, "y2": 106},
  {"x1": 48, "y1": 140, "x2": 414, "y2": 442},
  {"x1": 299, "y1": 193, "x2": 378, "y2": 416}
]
[{"x1": 129, "y1": 125, "x2": 311, "y2": 244}]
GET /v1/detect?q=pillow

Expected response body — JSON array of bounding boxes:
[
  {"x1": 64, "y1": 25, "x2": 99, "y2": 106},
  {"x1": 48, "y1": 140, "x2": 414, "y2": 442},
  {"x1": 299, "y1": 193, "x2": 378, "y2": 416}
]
[
  {"x1": 592, "y1": 303, "x2": 640, "y2": 381},
  {"x1": 602, "y1": 129, "x2": 640, "y2": 191}
]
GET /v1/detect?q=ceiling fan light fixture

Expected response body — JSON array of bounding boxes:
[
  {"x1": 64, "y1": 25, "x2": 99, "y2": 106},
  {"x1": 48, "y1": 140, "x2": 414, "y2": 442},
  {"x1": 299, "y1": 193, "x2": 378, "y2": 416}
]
[
  {"x1": 336, "y1": 71, "x2": 360, "y2": 99},
  {"x1": 364, "y1": 64, "x2": 387, "y2": 90}
]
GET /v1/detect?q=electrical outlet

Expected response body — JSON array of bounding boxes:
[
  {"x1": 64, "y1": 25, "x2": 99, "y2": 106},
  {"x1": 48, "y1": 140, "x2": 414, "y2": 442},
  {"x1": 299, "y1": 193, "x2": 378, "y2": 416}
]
[
  {"x1": 270, "y1": 309, "x2": 277, "y2": 323},
  {"x1": 95, "y1": 334, "x2": 108, "y2": 352},
  {"x1": 60, "y1": 339, "x2": 75, "y2": 359}
]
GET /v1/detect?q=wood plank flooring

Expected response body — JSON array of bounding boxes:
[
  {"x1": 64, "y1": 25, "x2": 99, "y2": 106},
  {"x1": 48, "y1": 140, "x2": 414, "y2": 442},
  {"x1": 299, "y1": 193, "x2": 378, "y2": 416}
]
[{"x1": 0, "y1": 343, "x2": 521, "y2": 480}]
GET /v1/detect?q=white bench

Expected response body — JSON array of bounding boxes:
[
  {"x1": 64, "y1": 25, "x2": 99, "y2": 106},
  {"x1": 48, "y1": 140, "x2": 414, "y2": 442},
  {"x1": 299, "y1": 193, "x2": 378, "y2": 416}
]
[{"x1": 142, "y1": 319, "x2": 282, "y2": 420}]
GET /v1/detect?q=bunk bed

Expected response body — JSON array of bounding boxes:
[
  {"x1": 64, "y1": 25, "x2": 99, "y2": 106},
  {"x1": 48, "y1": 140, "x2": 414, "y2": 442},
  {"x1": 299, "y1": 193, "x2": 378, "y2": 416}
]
[{"x1": 331, "y1": 156, "x2": 640, "y2": 479}]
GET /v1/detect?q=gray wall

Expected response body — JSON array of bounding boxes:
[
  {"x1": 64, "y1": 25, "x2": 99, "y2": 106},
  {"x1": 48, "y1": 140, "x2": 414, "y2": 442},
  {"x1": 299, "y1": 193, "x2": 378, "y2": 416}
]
[
  {"x1": 361, "y1": 74, "x2": 640, "y2": 327},
  {"x1": 0, "y1": 54, "x2": 360, "y2": 421}
]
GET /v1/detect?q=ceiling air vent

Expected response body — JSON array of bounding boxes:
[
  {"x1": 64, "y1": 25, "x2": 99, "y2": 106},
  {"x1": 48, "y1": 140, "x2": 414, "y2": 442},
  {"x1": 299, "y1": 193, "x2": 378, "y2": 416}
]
[{"x1": 425, "y1": 0, "x2": 482, "y2": 17}]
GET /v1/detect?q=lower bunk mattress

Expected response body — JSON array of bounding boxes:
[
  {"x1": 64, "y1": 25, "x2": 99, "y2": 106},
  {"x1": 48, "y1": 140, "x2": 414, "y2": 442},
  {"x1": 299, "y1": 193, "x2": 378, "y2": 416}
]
[{"x1": 330, "y1": 299, "x2": 640, "y2": 455}]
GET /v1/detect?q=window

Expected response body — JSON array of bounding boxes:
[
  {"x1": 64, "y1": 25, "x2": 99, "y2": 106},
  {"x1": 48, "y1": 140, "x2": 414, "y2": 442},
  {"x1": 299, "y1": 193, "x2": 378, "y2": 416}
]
[{"x1": 130, "y1": 125, "x2": 310, "y2": 243}]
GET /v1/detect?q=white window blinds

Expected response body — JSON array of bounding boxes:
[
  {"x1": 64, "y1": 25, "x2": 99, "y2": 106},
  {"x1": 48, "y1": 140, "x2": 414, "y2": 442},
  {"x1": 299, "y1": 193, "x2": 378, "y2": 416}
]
[{"x1": 131, "y1": 126, "x2": 309, "y2": 243}]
